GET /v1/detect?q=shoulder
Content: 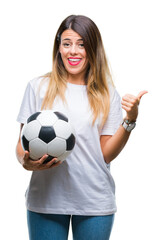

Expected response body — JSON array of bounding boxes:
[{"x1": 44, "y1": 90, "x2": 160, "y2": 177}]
[
  {"x1": 108, "y1": 83, "x2": 121, "y2": 104},
  {"x1": 28, "y1": 76, "x2": 50, "y2": 96},
  {"x1": 29, "y1": 76, "x2": 48, "y2": 90}
]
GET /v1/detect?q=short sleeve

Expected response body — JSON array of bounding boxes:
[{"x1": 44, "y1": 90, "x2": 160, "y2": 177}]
[
  {"x1": 17, "y1": 82, "x2": 36, "y2": 124},
  {"x1": 100, "y1": 89, "x2": 123, "y2": 136}
]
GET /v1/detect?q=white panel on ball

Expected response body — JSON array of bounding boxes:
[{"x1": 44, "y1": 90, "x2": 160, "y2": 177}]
[
  {"x1": 22, "y1": 120, "x2": 41, "y2": 141},
  {"x1": 53, "y1": 120, "x2": 72, "y2": 139},
  {"x1": 47, "y1": 137, "x2": 66, "y2": 157},
  {"x1": 58, "y1": 151, "x2": 72, "y2": 161},
  {"x1": 29, "y1": 138, "x2": 47, "y2": 160},
  {"x1": 37, "y1": 110, "x2": 58, "y2": 126}
]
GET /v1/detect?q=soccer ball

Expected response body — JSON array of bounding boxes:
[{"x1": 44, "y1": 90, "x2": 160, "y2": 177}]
[{"x1": 21, "y1": 110, "x2": 76, "y2": 162}]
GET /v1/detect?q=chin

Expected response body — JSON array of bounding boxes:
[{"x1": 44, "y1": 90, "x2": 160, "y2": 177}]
[{"x1": 66, "y1": 67, "x2": 84, "y2": 76}]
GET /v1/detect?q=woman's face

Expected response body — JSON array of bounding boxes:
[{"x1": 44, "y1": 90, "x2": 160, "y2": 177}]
[{"x1": 59, "y1": 29, "x2": 88, "y2": 83}]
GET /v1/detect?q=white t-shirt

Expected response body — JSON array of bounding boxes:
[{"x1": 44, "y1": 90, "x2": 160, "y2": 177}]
[{"x1": 17, "y1": 77, "x2": 123, "y2": 215}]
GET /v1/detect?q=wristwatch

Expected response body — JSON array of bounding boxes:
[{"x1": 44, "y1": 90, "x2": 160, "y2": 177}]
[{"x1": 122, "y1": 119, "x2": 136, "y2": 132}]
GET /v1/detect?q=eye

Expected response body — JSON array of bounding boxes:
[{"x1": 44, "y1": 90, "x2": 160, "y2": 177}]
[
  {"x1": 63, "y1": 43, "x2": 70, "y2": 47},
  {"x1": 79, "y1": 43, "x2": 84, "y2": 48}
]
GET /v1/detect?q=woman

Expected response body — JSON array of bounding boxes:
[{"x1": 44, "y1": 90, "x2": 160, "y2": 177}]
[{"x1": 16, "y1": 15, "x2": 147, "y2": 240}]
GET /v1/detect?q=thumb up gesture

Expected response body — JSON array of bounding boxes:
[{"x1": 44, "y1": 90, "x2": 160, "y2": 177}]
[{"x1": 121, "y1": 90, "x2": 148, "y2": 122}]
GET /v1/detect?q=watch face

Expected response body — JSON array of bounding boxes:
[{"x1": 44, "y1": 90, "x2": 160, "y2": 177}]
[
  {"x1": 127, "y1": 122, "x2": 136, "y2": 131},
  {"x1": 122, "y1": 121, "x2": 136, "y2": 132}
]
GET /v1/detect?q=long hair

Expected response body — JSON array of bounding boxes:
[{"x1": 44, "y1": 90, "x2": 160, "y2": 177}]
[{"x1": 41, "y1": 15, "x2": 114, "y2": 126}]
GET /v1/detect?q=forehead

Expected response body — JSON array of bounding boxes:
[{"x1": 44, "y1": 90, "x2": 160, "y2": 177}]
[{"x1": 61, "y1": 29, "x2": 83, "y2": 41}]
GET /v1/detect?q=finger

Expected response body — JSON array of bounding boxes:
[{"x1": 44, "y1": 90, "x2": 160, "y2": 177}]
[
  {"x1": 121, "y1": 100, "x2": 133, "y2": 108},
  {"x1": 122, "y1": 94, "x2": 137, "y2": 102},
  {"x1": 122, "y1": 105, "x2": 131, "y2": 112},
  {"x1": 50, "y1": 160, "x2": 62, "y2": 168},
  {"x1": 46, "y1": 157, "x2": 58, "y2": 167},
  {"x1": 137, "y1": 90, "x2": 148, "y2": 103},
  {"x1": 37, "y1": 154, "x2": 49, "y2": 164}
]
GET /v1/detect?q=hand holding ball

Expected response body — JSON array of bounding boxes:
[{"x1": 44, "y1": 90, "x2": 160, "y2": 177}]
[{"x1": 21, "y1": 111, "x2": 76, "y2": 162}]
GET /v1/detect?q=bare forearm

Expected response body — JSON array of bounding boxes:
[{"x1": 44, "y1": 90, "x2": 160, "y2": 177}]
[
  {"x1": 101, "y1": 125, "x2": 130, "y2": 164},
  {"x1": 16, "y1": 140, "x2": 25, "y2": 165}
]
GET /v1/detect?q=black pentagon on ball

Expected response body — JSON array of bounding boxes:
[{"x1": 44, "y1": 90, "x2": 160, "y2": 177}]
[
  {"x1": 54, "y1": 112, "x2": 68, "y2": 122},
  {"x1": 22, "y1": 135, "x2": 29, "y2": 151},
  {"x1": 27, "y1": 112, "x2": 41, "y2": 123},
  {"x1": 66, "y1": 134, "x2": 75, "y2": 151},
  {"x1": 39, "y1": 126, "x2": 56, "y2": 143},
  {"x1": 43, "y1": 155, "x2": 54, "y2": 164}
]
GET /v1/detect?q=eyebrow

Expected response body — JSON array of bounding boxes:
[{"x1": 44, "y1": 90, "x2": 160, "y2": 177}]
[{"x1": 62, "y1": 38, "x2": 83, "y2": 41}]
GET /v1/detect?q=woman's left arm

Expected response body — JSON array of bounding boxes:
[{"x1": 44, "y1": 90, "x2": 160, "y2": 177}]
[{"x1": 100, "y1": 91, "x2": 148, "y2": 164}]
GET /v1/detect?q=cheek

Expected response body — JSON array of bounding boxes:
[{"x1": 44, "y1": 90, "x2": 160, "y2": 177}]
[
  {"x1": 81, "y1": 49, "x2": 87, "y2": 58},
  {"x1": 83, "y1": 55, "x2": 89, "y2": 65},
  {"x1": 59, "y1": 46, "x2": 68, "y2": 58}
]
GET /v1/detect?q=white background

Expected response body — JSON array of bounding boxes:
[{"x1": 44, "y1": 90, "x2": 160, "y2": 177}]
[{"x1": 0, "y1": 0, "x2": 164, "y2": 239}]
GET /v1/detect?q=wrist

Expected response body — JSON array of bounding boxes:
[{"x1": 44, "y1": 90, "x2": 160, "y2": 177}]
[
  {"x1": 122, "y1": 118, "x2": 136, "y2": 132},
  {"x1": 124, "y1": 116, "x2": 137, "y2": 123}
]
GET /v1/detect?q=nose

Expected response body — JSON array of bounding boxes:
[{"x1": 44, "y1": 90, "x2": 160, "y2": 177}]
[{"x1": 70, "y1": 44, "x2": 78, "y2": 55}]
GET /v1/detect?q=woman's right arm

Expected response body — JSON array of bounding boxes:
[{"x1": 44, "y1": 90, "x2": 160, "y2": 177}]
[{"x1": 16, "y1": 124, "x2": 62, "y2": 171}]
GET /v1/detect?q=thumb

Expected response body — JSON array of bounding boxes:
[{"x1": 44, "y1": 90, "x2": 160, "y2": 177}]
[
  {"x1": 24, "y1": 151, "x2": 30, "y2": 160},
  {"x1": 137, "y1": 90, "x2": 148, "y2": 104}
]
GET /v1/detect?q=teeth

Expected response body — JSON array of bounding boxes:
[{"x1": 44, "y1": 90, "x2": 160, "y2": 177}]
[{"x1": 68, "y1": 59, "x2": 81, "y2": 62}]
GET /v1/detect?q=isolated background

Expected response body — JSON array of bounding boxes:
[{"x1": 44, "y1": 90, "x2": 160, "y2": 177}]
[{"x1": 1, "y1": 0, "x2": 164, "y2": 239}]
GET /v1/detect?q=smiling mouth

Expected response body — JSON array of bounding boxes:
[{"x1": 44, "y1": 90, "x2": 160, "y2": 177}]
[{"x1": 68, "y1": 58, "x2": 82, "y2": 66}]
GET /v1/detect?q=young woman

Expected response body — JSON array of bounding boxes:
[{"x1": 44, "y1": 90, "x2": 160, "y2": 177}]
[{"x1": 16, "y1": 15, "x2": 147, "y2": 240}]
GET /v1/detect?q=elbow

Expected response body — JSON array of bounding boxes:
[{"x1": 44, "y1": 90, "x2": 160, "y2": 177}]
[
  {"x1": 103, "y1": 148, "x2": 122, "y2": 164},
  {"x1": 104, "y1": 154, "x2": 116, "y2": 164},
  {"x1": 102, "y1": 145, "x2": 123, "y2": 164}
]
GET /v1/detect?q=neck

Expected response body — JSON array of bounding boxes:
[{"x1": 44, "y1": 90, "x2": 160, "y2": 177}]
[{"x1": 67, "y1": 73, "x2": 86, "y2": 85}]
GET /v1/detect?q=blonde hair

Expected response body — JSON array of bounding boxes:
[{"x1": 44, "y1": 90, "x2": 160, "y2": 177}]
[{"x1": 41, "y1": 15, "x2": 114, "y2": 127}]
